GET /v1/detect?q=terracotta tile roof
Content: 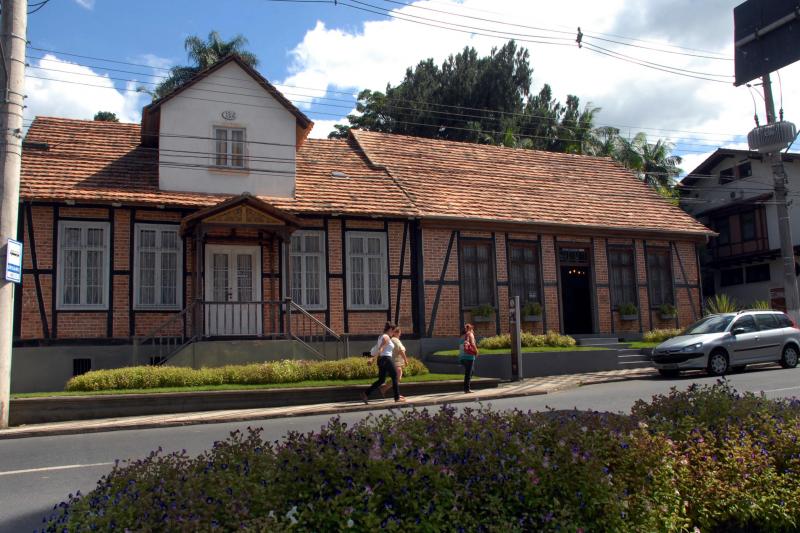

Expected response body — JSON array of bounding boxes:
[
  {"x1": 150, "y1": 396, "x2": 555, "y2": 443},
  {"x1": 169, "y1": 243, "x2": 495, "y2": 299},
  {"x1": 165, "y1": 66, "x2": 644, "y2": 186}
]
[
  {"x1": 351, "y1": 129, "x2": 712, "y2": 236},
  {"x1": 20, "y1": 117, "x2": 417, "y2": 218},
  {"x1": 21, "y1": 117, "x2": 711, "y2": 236}
]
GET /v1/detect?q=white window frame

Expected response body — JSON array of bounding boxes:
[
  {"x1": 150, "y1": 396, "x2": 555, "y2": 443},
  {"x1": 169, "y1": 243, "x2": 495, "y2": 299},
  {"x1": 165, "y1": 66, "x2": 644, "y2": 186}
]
[
  {"x1": 56, "y1": 220, "x2": 111, "y2": 310},
  {"x1": 212, "y1": 126, "x2": 246, "y2": 169},
  {"x1": 346, "y1": 231, "x2": 389, "y2": 311},
  {"x1": 287, "y1": 230, "x2": 327, "y2": 311},
  {"x1": 133, "y1": 223, "x2": 184, "y2": 310}
]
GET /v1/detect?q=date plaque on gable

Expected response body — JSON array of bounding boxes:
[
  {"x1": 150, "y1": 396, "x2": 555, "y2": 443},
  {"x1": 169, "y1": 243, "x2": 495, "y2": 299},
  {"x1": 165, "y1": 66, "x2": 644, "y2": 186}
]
[
  {"x1": 206, "y1": 205, "x2": 284, "y2": 226},
  {"x1": 221, "y1": 110, "x2": 237, "y2": 121}
]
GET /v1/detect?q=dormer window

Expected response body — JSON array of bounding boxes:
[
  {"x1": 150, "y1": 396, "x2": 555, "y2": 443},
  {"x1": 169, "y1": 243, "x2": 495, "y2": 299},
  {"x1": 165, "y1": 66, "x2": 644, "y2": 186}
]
[{"x1": 214, "y1": 127, "x2": 245, "y2": 168}]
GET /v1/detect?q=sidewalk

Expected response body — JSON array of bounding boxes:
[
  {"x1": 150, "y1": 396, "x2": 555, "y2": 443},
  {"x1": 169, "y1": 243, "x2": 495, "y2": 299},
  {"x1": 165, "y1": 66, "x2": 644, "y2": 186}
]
[{"x1": 0, "y1": 367, "x2": 656, "y2": 439}]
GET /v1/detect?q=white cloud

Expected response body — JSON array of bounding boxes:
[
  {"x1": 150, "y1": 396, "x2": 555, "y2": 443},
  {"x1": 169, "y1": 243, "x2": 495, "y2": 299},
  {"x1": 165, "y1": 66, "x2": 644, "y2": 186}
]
[
  {"x1": 74, "y1": 0, "x2": 95, "y2": 9},
  {"x1": 308, "y1": 118, "x2": 346, "y2": 139},
  {"x1": 279, "y1": 0, "x2": 800, "y2": 162},
  {"x1": 25, "y1": 54, "x2": 148, "y2": 124}
]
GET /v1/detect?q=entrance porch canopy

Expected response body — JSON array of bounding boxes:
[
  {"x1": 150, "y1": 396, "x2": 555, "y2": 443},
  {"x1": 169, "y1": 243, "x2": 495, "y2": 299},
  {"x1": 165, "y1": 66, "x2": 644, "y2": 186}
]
[{"x1": 180, "y1": 193, "x2": 302, "y2": 338}]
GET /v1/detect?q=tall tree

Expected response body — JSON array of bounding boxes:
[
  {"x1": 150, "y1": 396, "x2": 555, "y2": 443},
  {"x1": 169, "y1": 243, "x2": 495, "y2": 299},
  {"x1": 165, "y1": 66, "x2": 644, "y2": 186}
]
[
  {"x1": 615, "y1": 132, "x2": 683, "y2": 189},
  {"x1": 330, "y1": 41, "x2": 598, "y2": 149},
  {"x1": 153, "y1": 31, "x2": 258, "y2": 99},
  {"x1": 93, "y1": 111, "x2": 119, "y2": 122}
]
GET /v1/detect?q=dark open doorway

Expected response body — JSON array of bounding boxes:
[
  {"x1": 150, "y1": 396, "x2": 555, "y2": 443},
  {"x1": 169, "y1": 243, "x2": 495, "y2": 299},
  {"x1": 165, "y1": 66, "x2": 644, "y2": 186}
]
[{"x1": 559, "y1": 247, "x2": 593, "y2": 335}]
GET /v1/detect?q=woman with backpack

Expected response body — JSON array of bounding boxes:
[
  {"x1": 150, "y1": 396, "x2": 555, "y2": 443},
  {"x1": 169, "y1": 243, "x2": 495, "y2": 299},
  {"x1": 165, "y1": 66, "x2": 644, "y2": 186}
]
[
  {"x1": 361, "y1": 322, "x2": 406, "y2": 403},
  {"x1": 459, "y1": 323, "x2": 478, "y2": 393}
]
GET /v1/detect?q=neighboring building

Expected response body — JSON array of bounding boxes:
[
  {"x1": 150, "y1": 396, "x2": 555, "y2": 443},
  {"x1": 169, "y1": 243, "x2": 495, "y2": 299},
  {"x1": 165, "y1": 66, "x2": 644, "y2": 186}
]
[
  {"x1": 680, "y1": 148, "x2": 800, "y2": 308},
  {"x1": 13, "y1": 55, "x2": 712, "y2": 391}
]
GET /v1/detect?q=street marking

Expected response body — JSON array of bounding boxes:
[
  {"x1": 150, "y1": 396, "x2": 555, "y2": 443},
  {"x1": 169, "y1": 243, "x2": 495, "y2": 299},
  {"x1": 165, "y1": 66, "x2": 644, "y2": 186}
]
[
  {"x1": 0, "y1": 462, "x2": 113, "y2": 477},
  {"x1": 762, "y1": 386, "x2": 800, "y2": 393}
]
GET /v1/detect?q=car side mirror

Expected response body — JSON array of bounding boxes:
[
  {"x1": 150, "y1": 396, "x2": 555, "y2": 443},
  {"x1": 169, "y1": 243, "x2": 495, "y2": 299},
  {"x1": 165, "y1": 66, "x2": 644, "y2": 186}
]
[{"x1": 732, "y1": 327, "x2": 746, "y2": 335}]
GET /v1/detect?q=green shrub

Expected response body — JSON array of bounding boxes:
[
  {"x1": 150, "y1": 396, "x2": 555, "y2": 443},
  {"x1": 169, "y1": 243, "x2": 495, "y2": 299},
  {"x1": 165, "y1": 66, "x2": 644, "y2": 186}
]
[
  {"x1": 477, "y1": 331, "x2": 576, "y2": 350},
  {"x1": 704, "y1": 293, "x2": 739, "y2": 315},
  {"x1": 750, "y1": 299, "x2": 772, "y2": 310},
  {"x1": 522, "y1": 301, "x2": 542, "y2": 316},
  {"x1": 44, "y1": 382, "x2": 800, "y2": 531},
  {"x1": 470, "y1": 303, "x2": 495, "y2": 318},
  {"x1": 618, "y1": 302, "x2": 638, "y2": 315},
  {"x1": 65, "y1": 357, "x2": 429, "y2": 392},
  {"x1": 642, "y1": 328, "x2": 682, "y2": 343},
  {"x1": 658, "y1": 303, "x2": 676, "y2": 316}
]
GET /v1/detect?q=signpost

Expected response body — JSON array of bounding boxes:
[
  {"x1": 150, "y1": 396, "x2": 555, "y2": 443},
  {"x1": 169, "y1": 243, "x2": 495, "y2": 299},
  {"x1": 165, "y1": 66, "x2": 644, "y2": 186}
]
[
  {"x1": 4, "y1": 239, "x2": 21, "y2": 284},
  {"x1": 509, "y1": 296, "x2": 523, "y2": 381},
  {"x1": 734, "y1": 0, "x2": 800, "y2": 87}
]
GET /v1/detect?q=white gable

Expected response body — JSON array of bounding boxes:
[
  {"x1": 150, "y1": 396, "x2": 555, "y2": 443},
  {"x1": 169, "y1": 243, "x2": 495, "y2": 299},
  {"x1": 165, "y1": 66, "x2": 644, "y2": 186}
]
[{"x1": 158, "y1": 61, "x2": 297, "y2": 197}]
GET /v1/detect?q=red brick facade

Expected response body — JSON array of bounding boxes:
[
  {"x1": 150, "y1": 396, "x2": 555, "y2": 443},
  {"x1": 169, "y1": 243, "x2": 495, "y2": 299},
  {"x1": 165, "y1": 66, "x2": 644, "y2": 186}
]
[{"x1": 15, "y1": 201, "x2": 703, "y2": 344}]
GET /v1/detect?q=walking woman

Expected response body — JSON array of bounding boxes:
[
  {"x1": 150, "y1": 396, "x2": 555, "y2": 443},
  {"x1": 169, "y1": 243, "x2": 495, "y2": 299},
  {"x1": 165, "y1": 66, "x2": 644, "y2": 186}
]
[
  {"x1": 459, "y1": 323, "x2": 478, "y2": 393},
  {"x1": 361, "y1": 322, "x2": 406, "y2": 403},
  {"x1": 380, "y1": 326, "x2": 409, "y2": 398}
]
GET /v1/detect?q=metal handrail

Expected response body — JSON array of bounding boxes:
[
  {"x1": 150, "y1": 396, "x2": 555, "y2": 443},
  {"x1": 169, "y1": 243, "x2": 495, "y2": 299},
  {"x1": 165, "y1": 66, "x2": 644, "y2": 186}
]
[
  {"x1": 132, "y1": 301, "x2": 199, "y2": 365},
  {"x1": 286, "y1": 299, "x2": 343, "y2": 341}
]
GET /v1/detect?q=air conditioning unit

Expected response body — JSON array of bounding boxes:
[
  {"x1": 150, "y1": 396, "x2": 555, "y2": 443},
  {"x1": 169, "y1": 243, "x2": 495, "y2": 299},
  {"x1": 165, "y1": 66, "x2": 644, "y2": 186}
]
[{"x1": 747, "y1": 121, "x2": 797, "y2": 153}]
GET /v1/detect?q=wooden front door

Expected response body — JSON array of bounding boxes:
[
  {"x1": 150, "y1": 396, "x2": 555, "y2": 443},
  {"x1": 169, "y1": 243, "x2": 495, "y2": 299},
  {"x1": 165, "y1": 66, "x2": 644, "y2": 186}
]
[{"x1": 204, "y1": 245, "x2": 262, "y2": 336}]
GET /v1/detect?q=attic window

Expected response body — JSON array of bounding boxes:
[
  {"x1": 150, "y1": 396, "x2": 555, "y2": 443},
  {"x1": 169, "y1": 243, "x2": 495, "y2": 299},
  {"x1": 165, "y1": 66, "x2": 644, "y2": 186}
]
[{"x1": 330, "y1": 171, "x2": 349, "y2": 179}]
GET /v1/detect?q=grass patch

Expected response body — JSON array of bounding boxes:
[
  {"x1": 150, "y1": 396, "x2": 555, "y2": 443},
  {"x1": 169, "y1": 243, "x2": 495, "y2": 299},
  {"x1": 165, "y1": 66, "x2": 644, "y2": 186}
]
[
  {"x1": 12, "y1": 373, "x2": 464, "y2": 399},
  {"x1": 626, "y1": 342, "x2": 659, "y2": 349},
  {"x1": 433, "y1": 346, "x2": 608, "y2": 356}
]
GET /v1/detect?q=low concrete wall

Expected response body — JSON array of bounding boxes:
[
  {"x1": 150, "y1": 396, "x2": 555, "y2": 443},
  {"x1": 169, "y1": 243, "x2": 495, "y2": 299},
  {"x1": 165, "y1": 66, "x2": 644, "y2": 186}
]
[
  {"x1": 424, "y1": 350, "x2": 620, "y2": 380},
  {"x1": 9, "y1": 378, "x2": 501, "y2": 426}
]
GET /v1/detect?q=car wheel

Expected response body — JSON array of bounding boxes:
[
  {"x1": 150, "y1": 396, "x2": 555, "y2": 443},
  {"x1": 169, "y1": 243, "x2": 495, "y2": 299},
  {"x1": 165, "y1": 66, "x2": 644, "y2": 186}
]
[
  {"x1": 707, "y1": 350, "x2": 729, "y2": 376},
  {"x1": 781, "y1": 345, "x2": 799, "y2": 369},
  {"x1": 658, "y1": 369, "x2": 680, "y2": 378}
]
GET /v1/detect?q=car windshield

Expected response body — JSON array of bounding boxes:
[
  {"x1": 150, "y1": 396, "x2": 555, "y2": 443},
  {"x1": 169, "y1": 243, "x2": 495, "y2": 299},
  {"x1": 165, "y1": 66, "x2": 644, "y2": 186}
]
[{"x1": 682, "y1": 315, "x2": 734, "y2": 335}]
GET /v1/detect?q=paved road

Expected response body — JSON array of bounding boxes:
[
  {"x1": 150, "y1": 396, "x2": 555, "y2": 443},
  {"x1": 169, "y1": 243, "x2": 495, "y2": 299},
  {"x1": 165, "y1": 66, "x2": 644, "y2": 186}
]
[{"x1": 1, "y1": 366, "x2": 798, "y2": 532}]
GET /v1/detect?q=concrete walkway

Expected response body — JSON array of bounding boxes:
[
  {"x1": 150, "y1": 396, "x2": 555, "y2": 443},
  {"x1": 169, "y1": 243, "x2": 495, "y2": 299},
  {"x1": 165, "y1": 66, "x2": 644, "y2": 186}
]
[{"x1": 0, "y1": 367, "x2": 657, "y2": 440}]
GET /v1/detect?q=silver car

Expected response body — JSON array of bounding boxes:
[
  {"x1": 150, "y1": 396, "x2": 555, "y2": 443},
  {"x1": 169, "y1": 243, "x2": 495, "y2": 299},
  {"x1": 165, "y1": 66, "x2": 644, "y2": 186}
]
[{"x1": 652, "y1": 310, "x2": 800, "y2": 377}]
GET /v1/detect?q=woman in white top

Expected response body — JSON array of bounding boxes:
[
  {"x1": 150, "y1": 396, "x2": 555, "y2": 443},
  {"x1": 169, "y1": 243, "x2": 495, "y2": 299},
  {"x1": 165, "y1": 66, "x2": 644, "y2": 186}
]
[
  {"x1": 361, "y1": 322, "x2": 406, "y2": 403},
  {"x1": 380, "y1": 327, "x2": 409, "y2": 398}
]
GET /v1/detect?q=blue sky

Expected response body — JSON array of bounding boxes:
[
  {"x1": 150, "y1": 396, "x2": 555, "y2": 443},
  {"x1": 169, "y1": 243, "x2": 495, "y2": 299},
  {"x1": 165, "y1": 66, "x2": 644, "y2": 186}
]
[{"x1": 23, "y1": 0, "x2": 800, "y2": 172}]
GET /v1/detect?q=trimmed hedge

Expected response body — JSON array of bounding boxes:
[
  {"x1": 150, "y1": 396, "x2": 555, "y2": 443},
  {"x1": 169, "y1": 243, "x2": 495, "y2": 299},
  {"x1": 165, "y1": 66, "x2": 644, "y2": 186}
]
[
  {"x1": 65, "y1": 357, "x2": 429, "y2": 392},
  {"x1": 642, "y1": 328, "x2": 683, "y2": 343},
  {"x1": 478, "y1": 331, "x2": 576, "y2": 350},
  {"x1": 42, "y1": 382, "x2": 800, "y2": 531}
]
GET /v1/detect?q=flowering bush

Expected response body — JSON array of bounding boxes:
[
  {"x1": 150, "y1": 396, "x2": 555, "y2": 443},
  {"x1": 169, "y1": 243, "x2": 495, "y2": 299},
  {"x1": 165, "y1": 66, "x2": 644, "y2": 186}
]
[
  {"x1": 642, "y1": 328, "x2": 683, "y2": 343},
  {"x1": 65, "y1": 357, "x2": 429, "y2": 392},
  {"x1": 42, "y1": 382, "x2": 800, "y2": 531},
  {"x1": 478, "y1": 331, "x2": 576, "y2": 350}
]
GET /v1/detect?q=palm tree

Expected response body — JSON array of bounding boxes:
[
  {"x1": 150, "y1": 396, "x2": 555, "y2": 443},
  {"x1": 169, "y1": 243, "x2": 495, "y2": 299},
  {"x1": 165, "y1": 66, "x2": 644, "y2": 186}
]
[
  {"x1": 152, "y1": 31, "x2": 259, "y2": 99},
  {"x1": 614, "y1": 132, "x2": 682, "y2": 189}
]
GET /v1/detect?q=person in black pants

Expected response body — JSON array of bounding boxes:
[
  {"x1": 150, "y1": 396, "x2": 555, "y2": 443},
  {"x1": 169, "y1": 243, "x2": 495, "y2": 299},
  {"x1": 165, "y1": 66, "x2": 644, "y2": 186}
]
[
  {"x1": 459, "y1": 323, "x2": 478, "y2": 393},
  {"x1": 361, "y1": 322, "x2": 406, "y2": 403}
]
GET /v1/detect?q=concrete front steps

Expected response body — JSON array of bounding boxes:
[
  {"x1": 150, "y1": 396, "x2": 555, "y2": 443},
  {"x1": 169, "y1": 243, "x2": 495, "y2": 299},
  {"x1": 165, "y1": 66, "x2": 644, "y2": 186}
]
[{"x1": 616, "y1": 348, "x2": 652, "y2": 369}]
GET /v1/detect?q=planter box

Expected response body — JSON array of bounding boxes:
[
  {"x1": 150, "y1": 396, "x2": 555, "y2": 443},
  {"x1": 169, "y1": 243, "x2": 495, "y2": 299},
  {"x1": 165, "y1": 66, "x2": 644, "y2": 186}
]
[
  {"x1": 472, "y1": 315, "x2": 494, "y2": 323},
  {"x1": 524, "y1": 315, "x2": 542, "y2": 322},
  {"x1": 620, "y1": 314, "x2": 637, "y2": 321},
  {"x1": 425, "y1": 350, "x2": 621, "y2": 380},
  {"x1": 660, "y1": 313, "x2": 676, "y2": 320}
]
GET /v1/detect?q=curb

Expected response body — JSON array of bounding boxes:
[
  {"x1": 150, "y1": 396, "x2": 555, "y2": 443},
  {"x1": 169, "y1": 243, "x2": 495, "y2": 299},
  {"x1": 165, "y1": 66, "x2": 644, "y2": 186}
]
[
  {"x1": 0, "y1": 369, "x2": 657, "y2": 440},
  {"x1": 0, "y1": 387, "x2": 548, "y2": 440}
]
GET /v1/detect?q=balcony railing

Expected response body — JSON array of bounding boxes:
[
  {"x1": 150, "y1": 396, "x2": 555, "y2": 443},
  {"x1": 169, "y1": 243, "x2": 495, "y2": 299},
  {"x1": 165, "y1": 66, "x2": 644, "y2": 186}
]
[{"x1": 708, "y1": 236, "x2": 769, "y2": 261}]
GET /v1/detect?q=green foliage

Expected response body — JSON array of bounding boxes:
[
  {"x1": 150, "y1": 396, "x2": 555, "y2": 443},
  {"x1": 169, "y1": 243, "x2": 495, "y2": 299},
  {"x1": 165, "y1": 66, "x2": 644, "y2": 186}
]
[
  {"x1": 153, "y1": 31, "x2": 258, "y2": 98},
  {"x1": 93, "y1": 111, "x2": 118, "y2": 122},
  {"x1": 618, "y1": 302, "x2": 638, "y2": 316},
  {"x1": 44, "y1": 382, "x2": 800, "y2": 531},
  {"x1": 750, "y1": 300, "x2": 772, "y2": 310},
  {"x1": 470, "y1": 303, "x2": 495, "y2": 318},
  {"x1": 522, "y1": 301, "x2": 542, "y2": 316},
  {"x1": 642, "y1": 328, "x2": 682, "y2": 343},
  {"x1": 658, "y1": 303, "x2": 677, "y2": 316},
  {"x1": 65, "y1": 357, "x2": 429, "y2": 392},
  {"x1": 478, "y1": 331, "x2": 576, "y2": 350},
  {"x1": 704, "y1": 294, "x2": 739, "y2": 315}
]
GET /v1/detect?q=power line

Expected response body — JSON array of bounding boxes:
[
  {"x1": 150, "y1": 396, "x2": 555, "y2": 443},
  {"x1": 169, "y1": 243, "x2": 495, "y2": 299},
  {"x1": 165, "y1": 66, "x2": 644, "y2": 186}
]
[
  {"x1": 378, "y1": 0, "x2": 732, "y2": 61},
  {"x1": 25, "y1": 61, "x2": 746, "y2": 147},
  {"x1": 25, "y1": 45, "x2": 745, "y2": 139},
  {"x1": 27, "y1": 0, "x2": 51, "y2": 14}
]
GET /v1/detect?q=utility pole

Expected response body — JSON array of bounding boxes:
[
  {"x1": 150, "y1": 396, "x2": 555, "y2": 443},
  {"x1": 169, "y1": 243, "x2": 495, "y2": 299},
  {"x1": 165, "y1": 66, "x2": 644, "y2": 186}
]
[
  {"x1": 0, "y1": 0, "x2": 27, "y2": 429},
  {"x1": 761, "y1": 73, "x2": 800, "y2": 323}
]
